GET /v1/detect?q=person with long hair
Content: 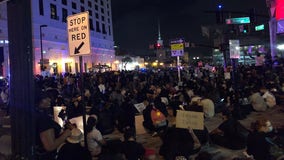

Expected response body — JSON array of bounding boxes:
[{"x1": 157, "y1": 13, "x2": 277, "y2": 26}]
[{"x1": 86, "y1": 116, "x2": 106, "y2": 157}]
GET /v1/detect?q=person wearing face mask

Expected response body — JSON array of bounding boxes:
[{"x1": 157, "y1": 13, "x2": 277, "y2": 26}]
[{"x1": 246, "y1": 118, "x2": 275, "y2": 160}]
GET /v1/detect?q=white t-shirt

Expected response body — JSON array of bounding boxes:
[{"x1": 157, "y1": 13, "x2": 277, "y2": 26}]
[
  {"x1": 87, "y1": 127, "x2": 103, "y2": 156},
  {"x1": 200, "y1": 99, "x2": 215, "y2": 118},
  {"x1": 262, "y1": 91, "x2": 276, "y2": 108}
]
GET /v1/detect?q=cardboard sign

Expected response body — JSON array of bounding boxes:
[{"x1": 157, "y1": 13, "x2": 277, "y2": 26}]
[
  {"x1": 69, "y1": 115, "x2": 90, "y2": 133},
  {"x1": 224, "y1": 72, "x2": 231, "y2": 80},
  {"x1": 53, "y1": 106, "x2": 66, "y2": 128},
  {"x1": 176, "y1": 110, "x2": 204, "y2": 130},
  {"x1": 135, "y1": 115, "x2": 146, "y2": 135},
  {"x1": 134, "y1": 102, "x2": 146, "y2": 113}
]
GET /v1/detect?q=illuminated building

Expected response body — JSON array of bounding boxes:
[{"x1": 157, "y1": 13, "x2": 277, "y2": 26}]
[{"x1": 0, "y1": 0, "x2": 114, "y2": 75}]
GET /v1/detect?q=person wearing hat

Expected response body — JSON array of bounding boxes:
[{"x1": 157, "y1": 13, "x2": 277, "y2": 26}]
[{"x1": 57, "y1": 128, "x2": 91, "y2": 160}]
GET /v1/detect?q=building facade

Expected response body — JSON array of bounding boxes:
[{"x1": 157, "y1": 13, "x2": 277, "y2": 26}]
[{"x1": 0, "y1": 0, "x2": 115, "y2": 75}]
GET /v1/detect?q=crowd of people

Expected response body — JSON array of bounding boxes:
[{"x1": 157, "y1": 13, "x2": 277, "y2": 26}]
[{"x1": 32, "y1": 59, "x2": 284, "y2": 160}]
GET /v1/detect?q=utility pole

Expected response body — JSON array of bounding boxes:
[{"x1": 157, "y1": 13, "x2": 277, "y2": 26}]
[{"x1": 7, "y1": 0, "x2": 35, "y2": 159}]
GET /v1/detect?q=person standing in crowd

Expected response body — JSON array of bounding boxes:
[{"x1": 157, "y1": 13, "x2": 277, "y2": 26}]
[
  {"x1": 35, "y1": 93, "x2": 73, "y2": 160},
  {"x1": 57, "y1": 128, "x2": 91, "y2": 160}
]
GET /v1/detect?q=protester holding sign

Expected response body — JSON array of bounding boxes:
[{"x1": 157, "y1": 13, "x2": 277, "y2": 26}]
[
  {"x1": 159, "y1": 127, "x2": 201, "y2": 160},
  {"x1": 210, "y1": 109, "x2": 248, "y2": 150}
]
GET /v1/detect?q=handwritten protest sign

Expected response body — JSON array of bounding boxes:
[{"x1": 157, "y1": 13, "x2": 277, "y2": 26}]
[{"x1": 176, "y1": 110, "x2": 204, "y2": 130}]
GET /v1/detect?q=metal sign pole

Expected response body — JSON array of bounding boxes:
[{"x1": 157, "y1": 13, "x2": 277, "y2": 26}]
[
  {"x1": 79, "y1": 56, "x2": 87, "y2": 148},
  {"x1": 177, "y1": 56, "x2": 181, "y2": 82}
]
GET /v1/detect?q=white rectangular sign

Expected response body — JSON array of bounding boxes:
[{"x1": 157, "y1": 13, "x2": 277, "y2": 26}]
[
  {"x1": 67, "y1": 11, "x2": 91, "y2": 56},
  {"x1": 229, "y1": 40, "x2": 240, "y2": 59}
]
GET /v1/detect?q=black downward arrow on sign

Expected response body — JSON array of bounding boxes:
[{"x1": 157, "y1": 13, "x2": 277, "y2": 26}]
[{"x1": 74, "y1": 42, "x2": 85, "y2": 54}]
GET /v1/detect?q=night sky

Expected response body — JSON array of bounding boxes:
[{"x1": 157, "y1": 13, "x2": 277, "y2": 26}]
[{"x1": 111, "y1": 0, "x2": 268, "y2": 56}]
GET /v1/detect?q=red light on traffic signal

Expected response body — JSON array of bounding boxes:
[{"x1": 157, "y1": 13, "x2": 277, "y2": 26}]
[{"x1": 156, "y1": 43, "x2": 161, "y2": 49}]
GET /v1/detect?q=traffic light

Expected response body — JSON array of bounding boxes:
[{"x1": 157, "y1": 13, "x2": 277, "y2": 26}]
[
  {"x1": 156, "y1": 39, "x2": 163, "y2": 49},
  {"x1": 156, "y1": 43, "x2": 161, "y2": 49}
]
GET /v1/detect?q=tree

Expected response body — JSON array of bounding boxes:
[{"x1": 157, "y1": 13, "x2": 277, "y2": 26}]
[{"x1": 122, "y1": 56, "x2": 132, "y2": 70}]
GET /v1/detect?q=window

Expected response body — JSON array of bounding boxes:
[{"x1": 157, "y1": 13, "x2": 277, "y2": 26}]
[
  {"x1": 95, "y1": 5, "x2": 98, "y2": 10},
  {"x1": 107, "y1": 11, "x2": 110, "y2": 16},
  {"x1": 107, "y1": 4, "x2": 109, "y2": 9},
  {"x1": 62, "y1": 0, "x2": 67, "y2": 5},
  {"x1": 96, "y1": 21, "x2": 101, "y2": 32},
  {"x1": 72, "y1": 2, "x2": 77, "y2": 9},
  {"x1": 108, "y1": 25, "x2": 111, "y2": 35},
  {"x1": 39, "y1": 0, "x2": 44, "y2": 15},
  {"x1": 81, "y1": 6, "x2": 85, "y2": 12},
  {"x1": 107, "y1": 18, "x2": 110, "y2": 23},
  {"x1": 50, "y1": 4, "x2": 58, "y2": 20},
  {"x1": 100, "y1": 0, "x2": 104, "y2": 6},
  {"x1": 89, "y1": 10, "x2": 92, "y2": 16},
  {"x1": 101, "y1": 8, "x2": 104, "y2": 14},
  {"x1": 62, "y1": 8, "x2": 68, "y2": 22},
  {"x1": 88, "y1": 1, "x2": 92, "y2": 7},
  {"x1": 80, "y1": 0, "x2": 84, "y2": 4},
  {"x1": 95, "y1": 0, "x2": 98, "y2": 2},
  {"x1": 102, "y1": 23, "x2": 106, "y2": 34},
  {"x1": 90, "y1": 19, "x2": 94, "y2": 30},
  {"x1": 95, "y1": 13, "x2": 99, "y2": 19},
  {"x1": 101, "y1": 16, "x2": 105, "y2": 21}
]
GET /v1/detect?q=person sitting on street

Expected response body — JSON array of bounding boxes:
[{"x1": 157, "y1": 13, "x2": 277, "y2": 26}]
[
  {"x1": 249, "y1": 87, "x2": 267, "y2": 112},
  {"x1": 122, "y1": 127, "x2": 145, "y2": 160},
  {"x1": 159, "y1": 126, "x2": 201, "y2": 160},
  {"x1": 260, "y1": 86, "x2": 276, "y2": 108},
  {"x1": 210, "y1": 109, "x2": 248, "y2": 150},
  {"x1": 246, "y1": 117, "x2": 274, "y2": 160},
  {"x1": 57, "y1": 128, "x2": 91, "y2": 160},
  {"x1": 86, "y1": 116, "x2": 106, "y2": 157},
  {"x1": 35, "y1": 92, "x2": 74, "y2": 160},
  {"x1": 143, "y1": 101, "x2": 168, "y2": 136}
]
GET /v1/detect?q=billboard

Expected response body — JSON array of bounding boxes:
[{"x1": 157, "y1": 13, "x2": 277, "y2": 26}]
[{"x1": 276, "y1": 0, "x2": 284, "y2": 20}]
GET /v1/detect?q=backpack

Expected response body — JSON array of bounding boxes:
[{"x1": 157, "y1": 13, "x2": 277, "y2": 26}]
[{"x1": 151, "y1": 107, "x2": 167, "y2": 127}]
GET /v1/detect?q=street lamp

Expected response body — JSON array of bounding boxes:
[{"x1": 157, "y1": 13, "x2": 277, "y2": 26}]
[{"x1": 40, "y1": 24, "x2": 47, "y2": 71}]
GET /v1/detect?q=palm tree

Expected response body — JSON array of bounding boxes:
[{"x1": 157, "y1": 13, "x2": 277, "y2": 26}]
[{"x1": 121, "y1": 56, "x2": 132, "y2": 70}]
